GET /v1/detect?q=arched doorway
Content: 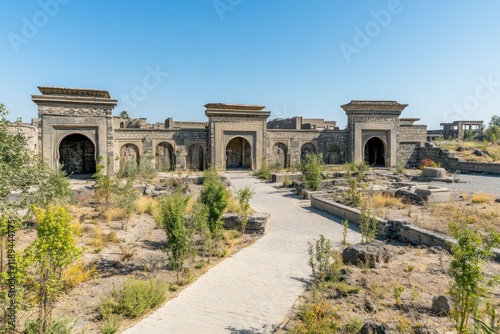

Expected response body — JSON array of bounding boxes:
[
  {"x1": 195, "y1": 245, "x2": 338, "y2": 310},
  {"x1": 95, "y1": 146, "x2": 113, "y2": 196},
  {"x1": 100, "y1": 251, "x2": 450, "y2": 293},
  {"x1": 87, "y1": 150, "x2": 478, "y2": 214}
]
[
  {"x1": 272, "y1": 142, "x2": 287, "y2": 168},
  {"x1": 325, "y1": 143, "x2": 341, "y2": 164},
  {"x1": 364, "y1": 137, "x2": 386, "y2": 166},
  {"x1": 188, "y1": 144, "x2": 204, "y2": 171},
  {"x1": 301, "y1": 142, "x2": 316, "y2": 162},
  {"x1": 120, "y1": 144, "x2": 140, "y2": 170},
  {"x1": 156, "y1": 142, "x2": 175, "y2": 171},
  {"x1": 226, "y1": 137, "x2": 251, "y2": 169},
  {"x1": 58, "y1": 134, "x2": 96, "y2": 174}
]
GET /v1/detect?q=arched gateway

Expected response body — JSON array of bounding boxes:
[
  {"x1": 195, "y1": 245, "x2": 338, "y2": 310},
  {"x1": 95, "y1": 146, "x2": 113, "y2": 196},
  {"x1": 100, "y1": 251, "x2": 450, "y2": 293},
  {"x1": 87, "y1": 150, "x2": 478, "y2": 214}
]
[
  {"x1": 225, "y1": 137, "x2": 251, "y2": 169},
  {"x1": 58, "y1": 134, "x2": 96, "y2": 174},
  {"x1": 364, "y1": 137, "x2": 386, "y2": 166}
]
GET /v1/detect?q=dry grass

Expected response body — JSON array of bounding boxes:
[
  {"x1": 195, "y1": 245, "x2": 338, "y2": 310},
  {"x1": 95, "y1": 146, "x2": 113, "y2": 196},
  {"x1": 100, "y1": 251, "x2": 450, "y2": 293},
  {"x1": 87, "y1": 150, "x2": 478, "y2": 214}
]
[
  {"x1": 370, "y1": 193, "x2": 405, "y2": 208},
  {"x1": 135, "y1": 196, "x2": 159, "y2": 216},
  {"x1": 471, "y1": 192, "x2": 495, "y2": 204},
  {"x1": 225, "y1": 190, "x2": 241, "y2": 214},
  {"x1": 63, "y1": 260, "x2": 97, "y2": 288},
  {"x1": 90, "y1": 226, "x2": 104, "y2": 248},
  {"x1": 105, "y1": 207, "x2": 127, "y2": 222}
]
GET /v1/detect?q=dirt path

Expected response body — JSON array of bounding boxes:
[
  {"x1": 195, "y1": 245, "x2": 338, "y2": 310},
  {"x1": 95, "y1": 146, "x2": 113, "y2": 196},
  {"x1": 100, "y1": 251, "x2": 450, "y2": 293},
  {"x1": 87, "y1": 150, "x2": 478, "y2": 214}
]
[{"x1": 122, "y1": 173, "x2": 361, "y2": 334}]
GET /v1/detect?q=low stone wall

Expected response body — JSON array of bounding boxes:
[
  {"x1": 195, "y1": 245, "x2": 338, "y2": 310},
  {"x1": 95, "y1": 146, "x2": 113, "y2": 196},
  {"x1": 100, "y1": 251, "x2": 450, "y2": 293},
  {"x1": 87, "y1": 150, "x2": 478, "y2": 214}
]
[
  {"x1": 310, "y1": 196, "x2": 390, "y2": 238},
  {"x1": 270, "y1": 172, "x2": 302, "y2": 183},
  {"x1": 222, "y1": 213, "x2": 270, "y2": 235},
  {"x1": 311, "y1": 195, "x2": 500, "y2": 261},
  {"x1": 418, "y1": 147, "x2": 500, "y2": 175}
]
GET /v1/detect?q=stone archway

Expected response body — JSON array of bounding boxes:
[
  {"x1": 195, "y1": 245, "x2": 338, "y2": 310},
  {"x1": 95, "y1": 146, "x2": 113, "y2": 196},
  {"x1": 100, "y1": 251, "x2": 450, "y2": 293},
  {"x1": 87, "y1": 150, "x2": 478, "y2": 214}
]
[
  {"x1": 301, "y1": 142, "x2": 316, "y2": 162},
  {"x1": 325, "y1": 143, "x2": 341, "y2": 164},
  {"x1": 156, "y1": 142, "x2": 175, "y2": 171},
  {"x1": 364, "y1": 137, "x2": 386, "y2": 166},
  {"x1": 226, "y1": 137, "x2": 251, "y2": 169},
  {"x1": 188, "y1": 144, "x2": 204, "y2": 171},
  {"x1": 58, "y1": 134, "x2": 96, "y2": 174},
  {"x1": 120, "y1": 144, "x2": 140, "y2": 170},
  {"x1": 272, "y1": 142, "x2": 287, "y2": 168}
]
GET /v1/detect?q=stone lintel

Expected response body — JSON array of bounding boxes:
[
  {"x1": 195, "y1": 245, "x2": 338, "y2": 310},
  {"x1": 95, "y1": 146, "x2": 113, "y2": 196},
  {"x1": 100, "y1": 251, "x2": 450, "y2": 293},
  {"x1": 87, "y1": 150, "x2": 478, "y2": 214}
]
[
  {"x1": 341, "y1": 100, "x2": 408, "y2": 116},
  {"x1": 37, "y1": 86, "x2": 111, "y2": 98},
  {"x1": 31, "y1": 94, "x2": 118, "y2": 106}
]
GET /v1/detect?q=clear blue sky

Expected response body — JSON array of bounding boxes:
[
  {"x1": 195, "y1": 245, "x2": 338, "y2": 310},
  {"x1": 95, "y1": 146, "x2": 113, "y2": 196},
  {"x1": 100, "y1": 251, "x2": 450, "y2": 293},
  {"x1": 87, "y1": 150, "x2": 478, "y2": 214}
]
[{"x1": 1, "y1": 0, "x2": 500, "y2": 129}]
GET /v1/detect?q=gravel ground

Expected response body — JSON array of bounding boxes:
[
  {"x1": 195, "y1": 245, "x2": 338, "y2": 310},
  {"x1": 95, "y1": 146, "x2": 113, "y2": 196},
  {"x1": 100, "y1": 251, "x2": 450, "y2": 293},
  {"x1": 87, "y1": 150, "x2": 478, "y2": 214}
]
[{"x1": 430, "y1": 173, "x2": 500, "y2": 197}]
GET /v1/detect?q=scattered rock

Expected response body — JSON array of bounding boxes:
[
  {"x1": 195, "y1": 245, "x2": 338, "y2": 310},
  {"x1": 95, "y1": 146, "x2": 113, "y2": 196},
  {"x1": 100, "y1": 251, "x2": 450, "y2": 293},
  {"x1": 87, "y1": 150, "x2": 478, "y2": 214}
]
[
  {"x1": 429, "y1": 246, "x2": 443, "y2": 254},
  {"x1": 456, "y1": 146, "x2": 464, "y2": 152},
  {"x1": 364, "y1": 297, "x2": 377, "y2": 313},
  {"x1": 431, "y1": 295, "x2": 452, "y2": 316},
  {"x1": 473, "y1": 149, "x2": 484, "y2": 157},
  {"x1": 424, "y1": 142, "x2": 435, "y2": 148},
  {"x1": 342, "y1": 241, "x2": 394, "y2": 268},
  {"x1": 359, "y1": 321, "x2": 389, "y2": 334},
  {"x1": 414, "y1": 326, "x2": 435, "y2": 334}
]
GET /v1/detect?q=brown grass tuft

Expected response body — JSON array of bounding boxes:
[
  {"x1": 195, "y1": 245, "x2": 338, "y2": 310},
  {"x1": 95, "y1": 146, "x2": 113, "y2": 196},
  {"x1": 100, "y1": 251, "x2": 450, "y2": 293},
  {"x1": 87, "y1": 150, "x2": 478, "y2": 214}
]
[
  {"x1": 105, "y1": 207, "x2": 127, "y2": 222},
  {"x1": 471, "y1": 192, "x2": 495, "y2": 204}
]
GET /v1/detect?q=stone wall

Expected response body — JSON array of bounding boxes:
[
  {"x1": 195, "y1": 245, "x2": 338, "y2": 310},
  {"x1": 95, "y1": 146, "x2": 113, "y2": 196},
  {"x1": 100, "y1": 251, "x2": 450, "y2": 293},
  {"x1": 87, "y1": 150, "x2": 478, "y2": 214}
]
[
  {"x1": 266, "y1": 130, "x2": 348, "y2": 166},
  {"x1": 310, "y1": 195, "x2": 500, "y2": 261},
  {"x1": 418, "y1": 147, "x2": 500, "y2": 175}
]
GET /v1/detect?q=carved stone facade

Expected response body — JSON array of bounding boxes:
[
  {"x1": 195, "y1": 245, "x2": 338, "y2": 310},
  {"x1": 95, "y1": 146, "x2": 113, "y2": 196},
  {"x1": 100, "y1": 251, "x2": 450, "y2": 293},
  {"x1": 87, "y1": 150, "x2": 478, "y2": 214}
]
[{"x1": 29, "y1": 87, "x2": 427, "y2": 175}]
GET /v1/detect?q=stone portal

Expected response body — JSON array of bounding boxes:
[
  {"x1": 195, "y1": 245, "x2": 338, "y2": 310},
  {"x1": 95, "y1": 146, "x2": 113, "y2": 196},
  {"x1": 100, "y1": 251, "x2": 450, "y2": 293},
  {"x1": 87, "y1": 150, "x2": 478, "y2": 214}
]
[
  {"x1": 364, "y1": 137, "x2": 385, "y2": 166},
  {"x1": 226, "y1": 137, "x2": 251, "y2": 169},
  {"x1": 156, "y1": 142, "x2": 175, "y2": 171},
  {"x1": 58, "y1": 134, "x2": 96, "y2": 174}
]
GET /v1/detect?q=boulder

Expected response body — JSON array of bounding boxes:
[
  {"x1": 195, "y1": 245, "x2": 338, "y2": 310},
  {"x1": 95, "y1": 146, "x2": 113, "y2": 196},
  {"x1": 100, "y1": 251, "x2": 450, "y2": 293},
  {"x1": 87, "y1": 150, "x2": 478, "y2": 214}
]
[
  {"x1": 431, "y1": 295, "x2": 452, "y2": 316},
  {"x1": 342, "y1": 241, "x2": 393, "y2": 268},
  {"x1": 456, "y1": 146, "x2": 464, "y2": 152},
  {"x1": 364, "y1": 298, "x2": 377, "y2": 313},
  {"x1": 473, "y1": 149, "x2": 484, "y2": 157},
  {"x1": 424, "y1": 142, "x2": 435, "y2": 148},
  {"x1": 358, "y1": 321, "x2": 389, "y2": 334}
]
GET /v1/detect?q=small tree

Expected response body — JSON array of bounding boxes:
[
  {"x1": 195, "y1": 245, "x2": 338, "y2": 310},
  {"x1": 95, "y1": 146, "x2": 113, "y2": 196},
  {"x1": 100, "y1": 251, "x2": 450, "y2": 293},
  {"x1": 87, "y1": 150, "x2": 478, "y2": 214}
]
[
  {"x1": 199, "y1": 168, "x2": 228, "y2": 241},
  {"x1": 115, "y1": 179, "x2": 139, "y2": 230},
  {"x1": 33, "y1": 164, "x2": 72, "y2": 207},
  {"x1": 158, "y1": 192, "x2": 190, "y2": 282},
  {"x1": 236, "y1": 186, "x2": 254, "y2": 233},
  {"x1": 93, "y1": 156, "x2": 115, "y2": 210},
  {"x1": 25, "y1": 206, "x2": 81, "y2": 333},
  {"x1": 448, "y1": 217, "x2": 500, "y2": 334},
  {"x1": 300, "y1": 153, "x2": 324, "y2": 191}
]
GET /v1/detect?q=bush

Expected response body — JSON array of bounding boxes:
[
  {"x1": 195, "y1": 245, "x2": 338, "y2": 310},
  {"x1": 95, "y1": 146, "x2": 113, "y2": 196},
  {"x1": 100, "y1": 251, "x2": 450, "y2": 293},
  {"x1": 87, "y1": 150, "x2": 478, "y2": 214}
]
[
  {"x1": 100, "y1": 316, "x2": 120, "y2": 334},
  {"x1": 420, "y1": 159, "x2": 441, "y2": 169},
  {"x1": 100, "y1": 279, "x2": 168, "y2": 319},
  {"x1": 158, "y1": 191, "x2": 190, "y2": 281},
  {"x1": 200, "y1": 168, "x2": 228, "y2": 240},
  {"x1": 471, "y1": 192, "x2": 495, "y2": 204},
  {"x1": 395, "y1": 163, "x2": 405, "y2": 174},
  {"x1": 63, "y1": 260, "x2": 97, "y2": 288},
  {"x1": 300, "y1": 153, "x2": 324, "y2": 191},
  {"x1": 24, "y1": 318, "x2": 73, "y2": 334},
  {"x1": 254, "y1": 159, "x2": 271, "y2": 180},
  {"x1": 308, "y1": 235, "x2": 343, "y2": 283}
]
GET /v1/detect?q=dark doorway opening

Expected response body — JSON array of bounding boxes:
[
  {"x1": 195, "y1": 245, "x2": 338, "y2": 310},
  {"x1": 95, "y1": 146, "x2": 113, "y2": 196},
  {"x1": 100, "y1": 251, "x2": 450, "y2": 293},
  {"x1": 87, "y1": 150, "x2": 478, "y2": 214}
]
[
  {"x1": 59, "y1": 134, "x2": 96, "y2": 174},
  {"x1": 226, "y1": 137, "x2": 251, "y2": 169},
  {"x1": 364, "y1": 137, "x2": 385, "y2": 166}
]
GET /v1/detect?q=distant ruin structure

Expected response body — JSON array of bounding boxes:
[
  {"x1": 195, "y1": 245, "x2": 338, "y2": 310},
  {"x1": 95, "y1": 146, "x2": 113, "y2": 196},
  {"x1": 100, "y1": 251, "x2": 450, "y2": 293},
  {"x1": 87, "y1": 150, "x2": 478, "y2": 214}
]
[{"x1": 25, "y1": 86, "x2": 428, "y2": 175}]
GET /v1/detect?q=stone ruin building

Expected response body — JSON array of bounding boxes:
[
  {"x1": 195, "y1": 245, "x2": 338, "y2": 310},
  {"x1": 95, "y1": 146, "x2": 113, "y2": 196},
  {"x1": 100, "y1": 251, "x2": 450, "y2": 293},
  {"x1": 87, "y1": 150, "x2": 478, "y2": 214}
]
[{"x1": 21, "y1": 86, "x2": 428, "y2": 175}]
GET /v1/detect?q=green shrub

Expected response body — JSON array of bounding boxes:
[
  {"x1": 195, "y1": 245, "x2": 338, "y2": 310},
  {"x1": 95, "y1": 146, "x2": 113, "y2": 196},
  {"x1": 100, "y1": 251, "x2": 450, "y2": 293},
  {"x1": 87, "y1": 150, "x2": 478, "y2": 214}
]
[
  {"x1": 395, "y1": 163, "x2": 405, "y2": 174},
  {"x1": 100, "y1": 316, "x2": 120, "y2": 334},
  {"x1": 300, "y1": 153, "x2": 324, "y2": 191},
  {"x1": 24, "y1": 318, "x2": 73, "y2": 334},
  {"x1": 200, "y1": 168, "x2": 228, "y2": 240},
  {"x1": 254, "y1": 159, "x2": 271, "y2": 180},
  {"x1": 100, "y1": 279, "x2": 168, "y2": 319}
]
